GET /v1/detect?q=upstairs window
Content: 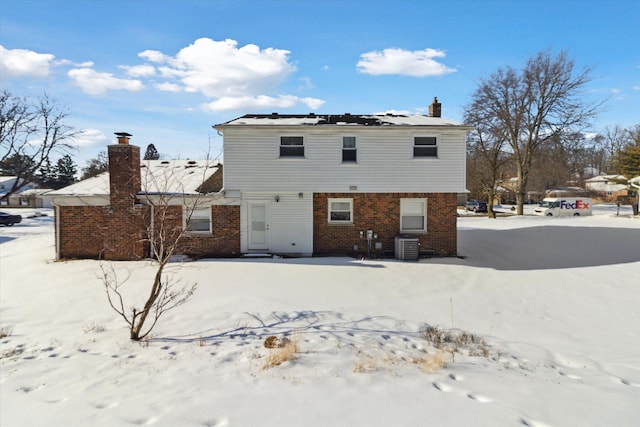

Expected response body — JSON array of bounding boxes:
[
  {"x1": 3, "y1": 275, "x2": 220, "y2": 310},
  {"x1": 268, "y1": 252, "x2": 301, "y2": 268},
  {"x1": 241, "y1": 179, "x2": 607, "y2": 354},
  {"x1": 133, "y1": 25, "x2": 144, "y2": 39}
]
[
  {"x1": 414, "y1": 136, "x2": 438, "y2": 158},
  {"x1": 280, "y1": 136, "x2": 305, "y2": 157},
  {"x1": 400, "y1": 198, "x2": 427, "y2": 233},
  {"x1": 185, "y1": 206, "x2": 211, "y2": 233},
  {"x1": 328, "y1": 198, "x2": 353, "y2": 224},
  {"x1": 342, "y1": 136, "x2": 357, "y2": 163}
]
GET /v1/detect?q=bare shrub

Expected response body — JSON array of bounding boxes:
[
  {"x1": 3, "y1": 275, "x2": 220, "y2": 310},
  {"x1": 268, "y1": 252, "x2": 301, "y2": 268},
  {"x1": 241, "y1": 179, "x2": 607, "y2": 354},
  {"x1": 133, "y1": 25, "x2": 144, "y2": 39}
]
[
  {"x1": 83, "y1": 322, "x2": 105, "y2": 333},
  {"x1": 263, "y1": 336, "x2": 298, "y2": 369},
  {"x1": 413, "y1": 351, "x2": 446, "y2": 372},
  {"x1": 421, "y1": 324, "x2": 489, "y2": 359},
  {"x1": 0, "y1": 325, "x2": 14, "y2": 338}
]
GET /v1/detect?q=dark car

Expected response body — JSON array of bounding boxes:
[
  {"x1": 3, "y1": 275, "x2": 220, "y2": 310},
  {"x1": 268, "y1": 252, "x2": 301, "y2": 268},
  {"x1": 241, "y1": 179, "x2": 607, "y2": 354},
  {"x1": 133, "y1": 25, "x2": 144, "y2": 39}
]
[
  {"x1": 465, "y1": 200, "x2": 488, "y2": 213},
  {"x1": 0, "y1": 211, "x2": 22, "y2": 226}
]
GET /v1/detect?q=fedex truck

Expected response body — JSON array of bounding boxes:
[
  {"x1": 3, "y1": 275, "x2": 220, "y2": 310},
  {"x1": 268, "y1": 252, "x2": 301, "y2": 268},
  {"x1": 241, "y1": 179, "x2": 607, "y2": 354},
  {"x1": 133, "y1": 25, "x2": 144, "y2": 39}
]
[{"x1": 534, "y1": 197, "x2": 592, "y2": 217}]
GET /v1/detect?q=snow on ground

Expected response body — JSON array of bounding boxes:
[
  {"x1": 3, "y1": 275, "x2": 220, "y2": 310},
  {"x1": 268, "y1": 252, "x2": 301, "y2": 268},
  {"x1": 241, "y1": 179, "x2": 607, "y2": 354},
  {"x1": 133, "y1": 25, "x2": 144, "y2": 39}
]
[{"x1": 1, "y1": 206, "x2": 639, "y2": 426}]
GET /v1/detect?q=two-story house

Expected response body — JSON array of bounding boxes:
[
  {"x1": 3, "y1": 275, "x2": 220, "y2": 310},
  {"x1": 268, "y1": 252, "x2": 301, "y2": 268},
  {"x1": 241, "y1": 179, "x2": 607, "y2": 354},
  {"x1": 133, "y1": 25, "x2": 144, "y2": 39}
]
[
  {"x1": 214, "y1": 97, "x2": 472, "y2": 258},
  {"x1": 51, "y1": 98, "x2": 471, "y2": 260}
]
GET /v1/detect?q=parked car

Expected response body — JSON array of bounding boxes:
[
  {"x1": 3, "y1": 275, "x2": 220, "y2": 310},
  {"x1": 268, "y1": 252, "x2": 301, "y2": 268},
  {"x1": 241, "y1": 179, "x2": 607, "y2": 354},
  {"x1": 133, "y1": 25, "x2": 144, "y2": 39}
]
[
  {"x1": 0, "y1": 211, "x2": 22, "y2": 226},
  {"x1": 465, "y1": 200, "x2": 488, "y2": 213}
]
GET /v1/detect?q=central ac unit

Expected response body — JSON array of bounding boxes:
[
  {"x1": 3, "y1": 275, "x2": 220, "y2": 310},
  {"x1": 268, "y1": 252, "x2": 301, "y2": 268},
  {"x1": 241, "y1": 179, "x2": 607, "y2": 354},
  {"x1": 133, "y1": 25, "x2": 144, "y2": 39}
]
[{"x1": 395, "y1": 236, "x2": 420, "y2": 261}]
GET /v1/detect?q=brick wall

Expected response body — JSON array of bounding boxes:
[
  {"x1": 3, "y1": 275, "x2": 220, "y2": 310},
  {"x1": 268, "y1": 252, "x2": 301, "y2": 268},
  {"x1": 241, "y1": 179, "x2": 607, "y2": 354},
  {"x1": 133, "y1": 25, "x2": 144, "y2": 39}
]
[
  {"x1": 150, "y1": 205, "x2": 241, "y2": 258},
  {"x1": 58, "y1": 204, "x2": 241, "y2": 260},
  {"x1": 58, "y1": 205, "x2": 148, "y2": 260},
  {"x1": 108, "y1": 144, "x2": 141, "y2": 209},
  {"x1": 313, "y1": 192, "x2": 457, "y2": 257}
]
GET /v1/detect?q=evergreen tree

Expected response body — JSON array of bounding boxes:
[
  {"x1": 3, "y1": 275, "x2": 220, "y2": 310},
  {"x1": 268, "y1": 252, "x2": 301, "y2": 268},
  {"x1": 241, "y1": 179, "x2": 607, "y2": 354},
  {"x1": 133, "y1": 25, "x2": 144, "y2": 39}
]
[
  {"x1": 143, "y1": 143, "x2": 160, "y2": 160},
  {"x1": 611, "y1": 144, "x2": 640, "y2": 178},
  {"x1": 36, "y1": 158, "x2": 56, "y2": 187},
  {"x1": 53, "y1": 154, "x2": 77, "y2": 189}
]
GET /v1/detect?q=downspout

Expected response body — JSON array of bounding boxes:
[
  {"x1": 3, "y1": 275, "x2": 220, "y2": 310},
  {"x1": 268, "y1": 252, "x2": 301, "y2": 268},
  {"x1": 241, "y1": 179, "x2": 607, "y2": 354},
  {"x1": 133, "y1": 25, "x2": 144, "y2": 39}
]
[
  {"x1": 55, "y1": 204, "x2": 60, "y2": 260},
  {"x1": 149, "y1": 203, "x2": 155, "y2": 259}
]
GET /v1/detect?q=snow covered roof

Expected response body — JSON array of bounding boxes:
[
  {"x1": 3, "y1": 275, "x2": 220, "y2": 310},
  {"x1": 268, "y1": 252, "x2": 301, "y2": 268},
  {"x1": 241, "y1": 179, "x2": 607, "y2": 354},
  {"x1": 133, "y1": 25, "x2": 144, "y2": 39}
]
[
  {"x1": 584, "y1": 174, "x2": 627, "y2": 183},
  {"x1": 48, "y1": 160, "x2": 221, "y2": 197},
  {"x1": 216, "y1": 113, "x2": 470, "y2": 128}
]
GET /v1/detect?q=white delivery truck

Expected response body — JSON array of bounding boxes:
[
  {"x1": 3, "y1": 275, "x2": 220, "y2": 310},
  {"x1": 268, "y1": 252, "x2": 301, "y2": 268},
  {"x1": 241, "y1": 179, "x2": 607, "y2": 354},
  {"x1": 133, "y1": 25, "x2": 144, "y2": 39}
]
[{"x1": 534, "y1": 197, "x2": 592, "y2": 216}]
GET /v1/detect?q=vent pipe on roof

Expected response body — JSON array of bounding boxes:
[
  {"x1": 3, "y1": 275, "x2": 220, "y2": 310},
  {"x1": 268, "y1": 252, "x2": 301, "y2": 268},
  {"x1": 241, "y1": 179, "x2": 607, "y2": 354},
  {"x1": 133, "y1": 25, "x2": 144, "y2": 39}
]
[{"x1": 428, "y1": 97, "x2": 441, "y2": 118}]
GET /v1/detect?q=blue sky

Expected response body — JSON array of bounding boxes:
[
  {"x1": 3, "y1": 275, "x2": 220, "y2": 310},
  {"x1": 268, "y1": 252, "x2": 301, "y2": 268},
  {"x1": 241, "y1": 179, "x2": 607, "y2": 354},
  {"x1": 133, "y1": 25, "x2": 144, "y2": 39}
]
[{"x1": 1, "y1": 0, "x2": 639, "y2": 167}]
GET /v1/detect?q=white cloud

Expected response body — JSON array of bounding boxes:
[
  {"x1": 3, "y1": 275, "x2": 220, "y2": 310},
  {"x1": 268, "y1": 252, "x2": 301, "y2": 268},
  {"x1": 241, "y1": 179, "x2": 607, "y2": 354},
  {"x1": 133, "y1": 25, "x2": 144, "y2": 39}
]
[
  {"x1": 67, "y1": 68, "x2": 144, "y2": 95},
  {"x1": 120, "y1": 64, "x2": 156, "y2": 78},
  {"x1": 632, "y1": 85, "x2": 640, "y2": 91},
  {"x1": 298, "y1": 76, "x2": 315, "y2": 90},
  {"x1": 54, "y1": 59, "x2": 94, "y2": 68},
  {"x1": 148, "y1": 38, "x2": 296, "y2": 98},
  {"x1": 139, "y1": 49, "x2": 168, "y2": 63},
  {"x1": 0, "y1": 45, "x2": 55, "y2": 78},
  {"x1": 70, "y1": 128, "x2": 109, "y2": 147},
  {"x1": 155, "y1": 82, "x2": 182, "y2": 92},
  {"x1": 357, "y1": 48, "x2": 456, "y2": 77},
  {"x1": 202, "y1": 95, "x2": 324, "y2": 112}
]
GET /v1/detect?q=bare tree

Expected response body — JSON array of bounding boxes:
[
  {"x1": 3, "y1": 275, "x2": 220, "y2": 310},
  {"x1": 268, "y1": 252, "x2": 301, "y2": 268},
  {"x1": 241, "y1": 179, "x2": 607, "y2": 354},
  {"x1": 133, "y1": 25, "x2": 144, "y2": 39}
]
[
  {"x1": 467, "y1": 51, "x2": 599, "y2": 215},
  {"x1": 0, "y1": 90, "x2": 80, "y2": 198},
  {"x1": 99, "y1": 160, "x2": 222, "y2": 341},
  {"x1": 464, "y1": 102, "x2": 511, "y2": 218}
]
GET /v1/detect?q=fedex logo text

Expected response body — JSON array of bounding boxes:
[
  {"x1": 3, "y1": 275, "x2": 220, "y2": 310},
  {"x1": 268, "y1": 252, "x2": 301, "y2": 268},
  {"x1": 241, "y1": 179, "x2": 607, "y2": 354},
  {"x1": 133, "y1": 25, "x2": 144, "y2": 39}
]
[{"x1": 560, "y1": 200, "x2": 589, "y2": 210}]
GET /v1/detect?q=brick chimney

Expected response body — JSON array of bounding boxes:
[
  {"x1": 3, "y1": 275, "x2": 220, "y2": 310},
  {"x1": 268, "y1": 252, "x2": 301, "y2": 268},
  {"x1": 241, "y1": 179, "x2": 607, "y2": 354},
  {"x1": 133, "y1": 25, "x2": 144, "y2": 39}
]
[
  {"x1": 108, "y1": 132, "x2": 141, "y2": 209},
  {"x1": 428, "y1": 97, "x2": 441, "y2": 118}
]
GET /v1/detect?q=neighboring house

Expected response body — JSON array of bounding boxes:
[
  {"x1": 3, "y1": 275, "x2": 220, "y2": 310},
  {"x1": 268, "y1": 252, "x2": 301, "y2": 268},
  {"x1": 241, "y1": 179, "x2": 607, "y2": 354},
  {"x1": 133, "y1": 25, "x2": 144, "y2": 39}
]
[
  {"x1": 214, "y1": 97, "x2": 471, "y2": 257},
  {"x1": 9, "y1": 188, "x2": 54, "y2": 208},
  {"x1": 0, "y1": 176, "x2": 37, "y2": 206},
  {"x1": 51, "y1": 98, "x2": 471, "y2": 260},
  {"x1": 585, "y1": 174, "x2": 629, "y2": 200}
]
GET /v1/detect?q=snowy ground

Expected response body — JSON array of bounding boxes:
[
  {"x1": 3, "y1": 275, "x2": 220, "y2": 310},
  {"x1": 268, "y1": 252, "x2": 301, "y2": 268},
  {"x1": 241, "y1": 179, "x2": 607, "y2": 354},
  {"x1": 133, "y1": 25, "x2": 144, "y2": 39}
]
[{"x1": 1, "y1": 205, "x2": 639, "y2": 426}]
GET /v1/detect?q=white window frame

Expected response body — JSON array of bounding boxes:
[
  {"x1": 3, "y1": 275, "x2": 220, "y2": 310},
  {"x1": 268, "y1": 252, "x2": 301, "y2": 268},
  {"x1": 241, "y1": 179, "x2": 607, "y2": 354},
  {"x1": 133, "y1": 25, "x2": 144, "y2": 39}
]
[
  {"x1": 400, "y1": 198, "x2": 427, "y2": 233},
  {"x1": 328, "y1": 198, "x2": 353, "y2": 224},
  {"x1": 184, "y1": 206, "x2": 211, "y2": 233},
  {"x1": 279, "y1": 135, "x2": 305, "y2": 158},
  {"x1": 342, "y1": 136, "x2": 357, "y2": 163},
  {"x1": 413, "y1": 136, "x2": 438, "y2": 158}
]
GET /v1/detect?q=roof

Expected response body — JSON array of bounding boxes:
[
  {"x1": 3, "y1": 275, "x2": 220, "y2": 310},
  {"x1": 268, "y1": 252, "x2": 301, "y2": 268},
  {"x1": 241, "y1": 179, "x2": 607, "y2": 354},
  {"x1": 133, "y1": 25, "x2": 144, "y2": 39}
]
[
  {"x1": 585, "y1": 174, "x2": 627, "y2": 182},
  {"x1": 215, "y1": 113, "x2": 470, "y2": 128},
  {"x1": 48, "y1": 160, "x2": 221, "y2": 197}
]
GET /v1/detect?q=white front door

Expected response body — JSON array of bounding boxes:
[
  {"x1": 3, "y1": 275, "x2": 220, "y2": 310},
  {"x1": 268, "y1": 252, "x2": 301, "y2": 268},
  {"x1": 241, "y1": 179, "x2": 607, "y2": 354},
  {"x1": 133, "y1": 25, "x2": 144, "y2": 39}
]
[{"x1": 248, "y1": 203, "x2": 269, "y2": 251}]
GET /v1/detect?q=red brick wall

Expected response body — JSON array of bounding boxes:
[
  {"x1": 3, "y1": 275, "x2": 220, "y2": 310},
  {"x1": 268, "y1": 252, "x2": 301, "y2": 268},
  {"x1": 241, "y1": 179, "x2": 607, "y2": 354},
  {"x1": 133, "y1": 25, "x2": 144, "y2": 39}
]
[
  {"x1": 58, "y1": 204, "x2": 241, "y2": 260},
  {"x1": 58, "y1": 205, "x2": 148, "y2": 260},
  {"x1": 152, "y1": 205, "x2": 241, "y2": 258},
  {"x1": 108, "y1": 144, "x2": 141, "y2": 209},
  {"x1": 313, "y1": 193, "x2": 457, "y2": 257}
]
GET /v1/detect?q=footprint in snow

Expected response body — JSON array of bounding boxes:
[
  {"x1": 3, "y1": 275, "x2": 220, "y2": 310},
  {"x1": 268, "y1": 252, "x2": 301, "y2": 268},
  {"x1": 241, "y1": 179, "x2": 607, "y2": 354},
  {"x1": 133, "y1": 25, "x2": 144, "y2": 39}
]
[
  {"x1": 467, "y1": 393, "x2": 492, "y2": 403},
  {"x1": 201, "y1": 418, "x2": 230, "y2": 427},
  {"x1": 432, "y1": 381, "x2": 453, "y2": 392}
]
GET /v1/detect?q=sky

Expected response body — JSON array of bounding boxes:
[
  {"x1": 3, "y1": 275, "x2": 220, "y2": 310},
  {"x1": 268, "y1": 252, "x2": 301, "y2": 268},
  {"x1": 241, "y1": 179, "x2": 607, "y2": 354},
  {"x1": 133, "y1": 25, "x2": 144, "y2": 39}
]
[{"x1": 1, "y1": 0, "x2": 639, "y2": 167}]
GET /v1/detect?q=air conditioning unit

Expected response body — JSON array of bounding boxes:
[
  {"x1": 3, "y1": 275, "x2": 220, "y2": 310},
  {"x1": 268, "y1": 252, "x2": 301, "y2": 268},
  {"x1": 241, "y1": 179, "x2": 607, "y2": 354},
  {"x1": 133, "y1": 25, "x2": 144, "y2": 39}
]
[{"x1": 395, "y1": 236, "x2": 420, "y2": 261}]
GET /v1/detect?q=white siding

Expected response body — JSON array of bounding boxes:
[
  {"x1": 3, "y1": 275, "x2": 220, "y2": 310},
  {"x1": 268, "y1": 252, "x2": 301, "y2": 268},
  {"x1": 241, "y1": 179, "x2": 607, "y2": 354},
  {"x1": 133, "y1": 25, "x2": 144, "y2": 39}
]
[
  {"x1": 222, "y1": 127, "x2": 467, "y2": 193},
  {"x1": 240, "y1": 192, "x2": 313, "y2": 255}
]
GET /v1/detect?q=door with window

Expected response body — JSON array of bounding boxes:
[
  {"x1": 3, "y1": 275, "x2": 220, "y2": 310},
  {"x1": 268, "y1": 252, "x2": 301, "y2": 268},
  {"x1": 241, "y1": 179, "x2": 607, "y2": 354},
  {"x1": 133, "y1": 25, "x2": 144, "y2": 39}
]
[{"x1": 248, "y1": 203, "x2": 269, "y2": 250}]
